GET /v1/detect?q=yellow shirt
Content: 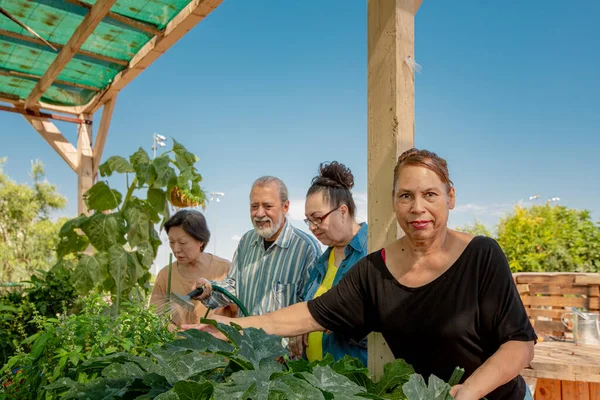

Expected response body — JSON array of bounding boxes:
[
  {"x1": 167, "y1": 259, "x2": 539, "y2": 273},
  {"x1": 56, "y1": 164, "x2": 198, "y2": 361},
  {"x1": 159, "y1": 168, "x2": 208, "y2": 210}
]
[{"x1": 306, "y1": 250, "x2": 338, "y2": 362}]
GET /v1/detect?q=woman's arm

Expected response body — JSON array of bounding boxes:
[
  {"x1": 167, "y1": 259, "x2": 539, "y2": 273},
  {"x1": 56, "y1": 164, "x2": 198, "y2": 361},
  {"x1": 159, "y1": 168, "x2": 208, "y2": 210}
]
[
  {"x1": 183, "y1": 302, "x2": 325, "y2": 337},
  {"x1": 450, "y1": 340, "x2": 534, "y2": 399}
]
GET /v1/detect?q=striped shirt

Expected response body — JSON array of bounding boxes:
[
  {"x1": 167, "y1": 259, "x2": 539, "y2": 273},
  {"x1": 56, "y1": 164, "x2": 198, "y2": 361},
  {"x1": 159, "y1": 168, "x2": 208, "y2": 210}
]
[{"x1": 204, "y1": 219, "x2": 322, "y2": 317}]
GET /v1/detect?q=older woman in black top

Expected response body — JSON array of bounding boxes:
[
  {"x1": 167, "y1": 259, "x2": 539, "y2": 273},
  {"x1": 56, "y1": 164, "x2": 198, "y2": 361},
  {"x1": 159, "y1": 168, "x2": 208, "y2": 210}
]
[{"x1": 184, "y1": 149, "x2": 536, "y2": 400}]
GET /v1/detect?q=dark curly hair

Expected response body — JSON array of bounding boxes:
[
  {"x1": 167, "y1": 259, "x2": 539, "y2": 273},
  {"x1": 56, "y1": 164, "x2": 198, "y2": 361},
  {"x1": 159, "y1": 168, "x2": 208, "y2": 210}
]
[{"x1": 306, "y1": 161, "x2": 356, "y2": 218}]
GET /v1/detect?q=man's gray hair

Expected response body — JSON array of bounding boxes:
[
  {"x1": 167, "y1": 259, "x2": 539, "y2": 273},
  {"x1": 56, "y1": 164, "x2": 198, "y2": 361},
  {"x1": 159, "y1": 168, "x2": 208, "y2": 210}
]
[{"x1": 251, "y1": 176, "x2": 289, "y2": 204}]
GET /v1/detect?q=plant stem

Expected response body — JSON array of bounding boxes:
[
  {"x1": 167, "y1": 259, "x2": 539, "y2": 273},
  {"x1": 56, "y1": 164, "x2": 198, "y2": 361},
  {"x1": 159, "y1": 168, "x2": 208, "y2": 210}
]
[
  {"x1": 167, "y1": 254, "x2": 172, "y2": 304},
  {"x1": 116, "y1": 262, "x2": 121, "y2": 317},
  {"x1": 122, "y1": 176, "x2": 138, "y2": 208}
]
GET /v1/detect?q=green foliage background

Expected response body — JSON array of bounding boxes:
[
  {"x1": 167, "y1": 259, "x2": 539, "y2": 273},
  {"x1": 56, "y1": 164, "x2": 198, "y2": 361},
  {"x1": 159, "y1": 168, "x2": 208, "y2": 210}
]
[{"x1": 457, "y1": 204, "x2": 600, "y2": 272}]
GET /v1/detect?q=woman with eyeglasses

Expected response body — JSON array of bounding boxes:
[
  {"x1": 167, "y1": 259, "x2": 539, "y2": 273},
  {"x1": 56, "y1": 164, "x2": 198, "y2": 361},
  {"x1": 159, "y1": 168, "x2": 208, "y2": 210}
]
[{"x1": 288, "y1": 161, "x2": 368, "y2": 365}]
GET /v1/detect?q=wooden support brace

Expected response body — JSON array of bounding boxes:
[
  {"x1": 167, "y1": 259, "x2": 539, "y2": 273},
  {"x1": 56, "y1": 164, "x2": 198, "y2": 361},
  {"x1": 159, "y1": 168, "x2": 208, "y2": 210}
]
[
  {"x1": 92, "y1": 96, "x2": 116, "y2": 178},
  {"x1": 367, "y1": 0, "x2": 416, "y2": 379},
  {"x1": 23, "y1": 116, "x2": 78, "y2": 172},
  {"x1": 77, "y1": 114, "x2": 94, "y2": 215}
]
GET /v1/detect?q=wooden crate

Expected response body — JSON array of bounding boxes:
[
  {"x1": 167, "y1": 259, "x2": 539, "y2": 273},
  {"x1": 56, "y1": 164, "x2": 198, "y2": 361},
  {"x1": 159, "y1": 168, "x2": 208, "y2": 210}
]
[{"x1": 514, "y1": 273, "x2": 600, "y2": 340}]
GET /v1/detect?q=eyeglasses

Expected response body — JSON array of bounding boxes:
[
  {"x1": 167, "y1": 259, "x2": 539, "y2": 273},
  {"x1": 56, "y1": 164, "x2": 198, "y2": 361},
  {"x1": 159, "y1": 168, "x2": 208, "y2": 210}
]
[{"x1": 304, "y1": 205, "x2": 341, "y2": 227}]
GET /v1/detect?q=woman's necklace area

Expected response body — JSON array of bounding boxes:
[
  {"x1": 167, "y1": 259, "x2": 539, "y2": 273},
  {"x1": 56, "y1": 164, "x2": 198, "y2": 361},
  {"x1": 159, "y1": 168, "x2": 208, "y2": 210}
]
[{"x1": 177, "y1": 253, "x2": 214, "y2": 281}]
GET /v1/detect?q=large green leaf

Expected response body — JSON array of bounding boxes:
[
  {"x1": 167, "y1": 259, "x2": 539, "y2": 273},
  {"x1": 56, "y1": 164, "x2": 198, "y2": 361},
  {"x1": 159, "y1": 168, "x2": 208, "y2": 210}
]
[
  {"x1": 153, "y1": 155, "x2": 177, "y2": 188},
  {"x1": 214, "y1": 361, "x2": 284, "y2": 400},
  {"x1": 172, "y1": 138, "x2": 198, "y2": 170},
  {"x1": 154, "y1": 391, "x2": 180, "y2": 400},
  {"x1": 148, "y1": 188, "x2": 167, "y2": 216},
  {"x1": 84, "y1": 181, "x2": 123, "y2": 212},
  {"x1": 205, "y1": 321, "x2": 287, "y2": 369},
  {"x1": 269, "y1": 374, "x2": 326, "y2": 400},
  {"x1": 81, "y1": 213, "x2": 127, "y2": 251},
  {"x1": 402, "y1": 374, "x2": 452, "y2": 400},
  {"x1": 59, "y1": 214, "x2": 88, "y2": 236},
  {"x1": 136, "y1": 241, "x2": 156, "y2": 269},
  {"x1": 300, "y1": 366, "x2": 366, "y2": 399},
  {"x1": 109, "y1": 245, "x2": 146, "y2": 293},
  {"x1": 168, "y1": 328, "x2": 236, "y2": 354},
  {"x1": 130, "y1": 147, "x2": 154, "y2": 186},
  {"x1": 374, "y1": 359, "x2": 414, "y2": 396},
  {"x1": 56, "y1": 227, "x2": 89, "y2": 257},
  {"x1": 167, "y1": 352, "x2": 228, "y2": 383},
  {"x1": 71, "y1": 253, "x2": 107, "y2": 293},
  {"x1": 124, "y1": 201, "x2": 151, "y2": 248},
  {"x1": 172, "y1": 381, "x2": 213, "y2": 400},
  {"x1": 102, "y1": 361, "x2": 145, "y2": 379},
  {"x1": 99, "y1": 156, "x2": 135, "y2": 177}
]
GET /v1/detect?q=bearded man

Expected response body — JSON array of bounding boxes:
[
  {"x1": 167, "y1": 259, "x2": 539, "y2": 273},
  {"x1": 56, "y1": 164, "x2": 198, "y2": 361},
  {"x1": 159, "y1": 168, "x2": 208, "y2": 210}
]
[{"x1": 198, "y1": 176, "x2": 321, "y2": 317}]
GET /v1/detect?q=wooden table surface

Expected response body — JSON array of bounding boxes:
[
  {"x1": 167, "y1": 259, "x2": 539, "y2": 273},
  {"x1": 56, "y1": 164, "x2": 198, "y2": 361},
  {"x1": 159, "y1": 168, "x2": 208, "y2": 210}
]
[{"x1": 522, "y1": 341, "x2": 600, "y2": 383}]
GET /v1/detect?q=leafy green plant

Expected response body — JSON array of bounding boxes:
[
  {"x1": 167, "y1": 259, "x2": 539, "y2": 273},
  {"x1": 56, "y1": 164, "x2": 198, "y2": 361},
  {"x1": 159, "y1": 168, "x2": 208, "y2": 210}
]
[
  {"x1": 0, "y1": 267, "x2": 77, "y2": 366},
  {"x1": 497, "y1": 204, "x2": 600, "y2": 272},
  {"x1": 54, "y1": 139, "x2": 206, "y2": 305},
  {"x1": 1, "y1": 295, "x2": 174, "y2": 399},
  {"x1": 32, "y1": 320, "x2": 463, "y2": 400}
]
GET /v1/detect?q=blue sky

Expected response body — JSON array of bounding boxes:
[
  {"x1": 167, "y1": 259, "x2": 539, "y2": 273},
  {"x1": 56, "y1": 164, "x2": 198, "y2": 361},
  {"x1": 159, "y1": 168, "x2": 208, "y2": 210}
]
[{"x1": 1, "y1": 0, "x2": 599, "y2": 272}]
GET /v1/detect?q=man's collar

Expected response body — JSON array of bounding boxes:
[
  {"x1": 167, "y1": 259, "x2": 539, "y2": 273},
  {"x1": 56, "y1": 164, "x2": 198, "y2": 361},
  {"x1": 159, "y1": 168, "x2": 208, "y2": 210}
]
[{"x1": 252, "y1": 218, "x2": 293, "y2": 249}]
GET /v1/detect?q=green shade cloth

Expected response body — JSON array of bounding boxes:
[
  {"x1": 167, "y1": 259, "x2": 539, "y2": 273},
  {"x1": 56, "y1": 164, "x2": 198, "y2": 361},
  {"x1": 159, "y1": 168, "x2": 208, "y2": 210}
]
[{"x1": 0, "y1": 0, "x2": 191, "y2": 107}]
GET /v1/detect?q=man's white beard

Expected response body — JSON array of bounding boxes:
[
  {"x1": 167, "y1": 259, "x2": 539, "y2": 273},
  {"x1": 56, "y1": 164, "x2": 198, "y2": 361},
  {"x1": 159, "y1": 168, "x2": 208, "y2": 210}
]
[{"x1": 253, "y1": 214, "x2": 284, "y2": 239}]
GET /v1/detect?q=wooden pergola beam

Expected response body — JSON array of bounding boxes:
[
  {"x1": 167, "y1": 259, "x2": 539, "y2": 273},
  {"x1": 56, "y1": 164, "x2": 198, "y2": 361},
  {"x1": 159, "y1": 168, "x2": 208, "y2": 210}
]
[
  {"x1": 0, "y1": 104, "x2": 89, "y2": 124},
  {"x1": 23, "y1": 117, "x2": 79, "y2": 172},
  {"x1": 0, "y1": 29, "x2": 128, "y2": 67},
  {"x1": 64, "y1": 0, "x2": 162, "y2": 36},
  {"x1": 92, "y1": 96, "x2": 117, "y2": 177},
  {"x1": 83, "y1": 0, "x2": 223, "y2": 114},
  {"x1": 367, "y1": 0, "x2": 417, "y2": 379},
  {"x1": 24, "y1": 0, "x2": 118, "y2": 110}
]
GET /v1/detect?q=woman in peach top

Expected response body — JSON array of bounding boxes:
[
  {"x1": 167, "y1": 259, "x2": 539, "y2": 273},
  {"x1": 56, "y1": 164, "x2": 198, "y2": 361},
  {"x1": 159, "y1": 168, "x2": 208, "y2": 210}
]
[{"x1": 150, "y1": 209, "x2": 231, "y2": 327}]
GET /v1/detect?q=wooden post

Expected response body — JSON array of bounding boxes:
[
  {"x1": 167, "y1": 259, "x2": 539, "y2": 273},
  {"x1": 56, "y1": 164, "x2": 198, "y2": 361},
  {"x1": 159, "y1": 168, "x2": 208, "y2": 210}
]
[
  {"x1": 77, "y1": 114, "x2": 94, "y2": 215},
  {"x1": 367, "y1": 0, "x2": 416, "y2": 379}
]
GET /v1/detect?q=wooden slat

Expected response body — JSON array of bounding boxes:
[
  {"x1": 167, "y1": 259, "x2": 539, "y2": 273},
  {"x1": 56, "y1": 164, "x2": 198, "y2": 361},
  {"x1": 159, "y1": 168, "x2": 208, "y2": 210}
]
[
  {"x1": 517, "y1": 283, "x2": 529, "y2": 294},
  {"x1": 516, "y1": 275, "x2": 575, "y2": 285},
  {"x1": 590, "y1": 383, "x2": 600, "y2": 400},
  {"x1": 563, "y1": 381, "x2": 577, "y2": 399},
  {"x1": 521, "y1": 296, "x2": 600, "y2": 309},
  {"x1": 64, "y1": 0, "x2": 161, "y2": 36},
  {"x1": 24, "y1": 0, "x2": 118, "y2": 110},
  {"x1": 576, "y1": 276, "x2": 600, "y2": 285},
  {"x1": 533, "y1": 320, "x2": 568, "y2": 333},
  {"x1": 579, "y1": 382, "x2": 591, "y2": 400},
  {"x1": 527, "y1": 284, "x2": 599, "y2": 297},
  {"x1": 83, "y1": 0, "x2": 223, "y2": 114},
  {"x1": 529, "y1": 308, "x2": 571, "y2": 319},
  {"x1": 536, "y1": 378, "x2": 562, "y2": 400}
]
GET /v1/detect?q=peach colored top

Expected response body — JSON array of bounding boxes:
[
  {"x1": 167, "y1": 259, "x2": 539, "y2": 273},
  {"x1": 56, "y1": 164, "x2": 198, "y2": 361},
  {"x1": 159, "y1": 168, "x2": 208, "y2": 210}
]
[{"x1": 150, "y1": 253, "x2": 230, "y2": 326}]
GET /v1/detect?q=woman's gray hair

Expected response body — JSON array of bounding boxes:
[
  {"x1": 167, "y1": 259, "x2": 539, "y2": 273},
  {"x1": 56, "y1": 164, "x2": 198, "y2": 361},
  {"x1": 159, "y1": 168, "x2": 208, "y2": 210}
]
[{"x1": 251, "y1": 176, "x2": 289, "y2": 204}]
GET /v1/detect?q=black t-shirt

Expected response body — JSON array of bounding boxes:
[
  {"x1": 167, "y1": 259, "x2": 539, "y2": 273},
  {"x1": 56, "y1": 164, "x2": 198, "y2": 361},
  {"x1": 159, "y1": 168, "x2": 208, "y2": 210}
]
[
  {"x1": 263, "y1": 239, "x2": 275, "y2": 250},
  {"x1": 307, "y1": 236, "x2": 536, "y2": 400}
]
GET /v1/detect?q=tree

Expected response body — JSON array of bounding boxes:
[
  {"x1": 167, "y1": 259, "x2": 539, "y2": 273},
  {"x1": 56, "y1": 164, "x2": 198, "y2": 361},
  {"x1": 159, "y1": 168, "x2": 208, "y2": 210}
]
[
  {"x1": 455, "y1": 219, "x2": 493, "y2": 237},
  {"x1": 0, "y1": 158, "x2": 68, "y2": 282},
  {"x1": 496, "y1": 204, "x2": 600, "y2": 273}
]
